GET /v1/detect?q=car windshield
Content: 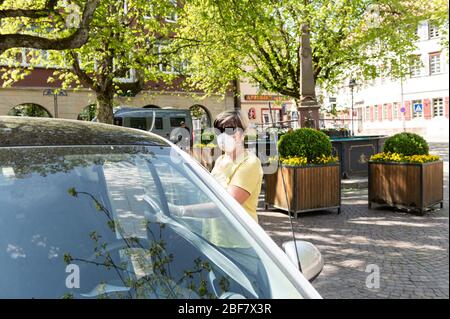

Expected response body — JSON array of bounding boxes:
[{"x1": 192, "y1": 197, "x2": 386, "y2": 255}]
[{"x1": 0, "y1": 145, "x2": 302, "y2": 299}]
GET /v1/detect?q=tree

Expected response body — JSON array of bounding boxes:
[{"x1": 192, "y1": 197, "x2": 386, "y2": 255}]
[
  {"x1": 1, "y1": 0, "x2": 180, "y2": 123},
  {"x1": 174, "y1": 0, "x2": 448, "y2": 100},
  {"x1": 0, "y1": 0, "x2": 100, "y2": 53}
]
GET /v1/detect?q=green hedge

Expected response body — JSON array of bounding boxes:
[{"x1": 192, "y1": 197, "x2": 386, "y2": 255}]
[
  {"x1": 383, "y1": 132, "x2": 429, "y2": 156},
  {"x1": 278, "y1": 128, "x2": 332, "y2": 162}
]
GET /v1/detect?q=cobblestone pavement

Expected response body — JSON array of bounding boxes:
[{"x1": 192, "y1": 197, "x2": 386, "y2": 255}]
[{"x1": 258, "y1": 143, "x2": 449, "y2": 299}]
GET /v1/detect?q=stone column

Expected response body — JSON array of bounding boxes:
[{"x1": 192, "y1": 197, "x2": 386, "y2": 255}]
[{"x1": 298, "y1": 24, "x2": 320, "y2": 128}]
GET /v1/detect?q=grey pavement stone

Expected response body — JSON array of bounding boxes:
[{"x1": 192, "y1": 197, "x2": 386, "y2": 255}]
[{"x1": 258, "y1": 143, "x2": 449, "y2": 299}]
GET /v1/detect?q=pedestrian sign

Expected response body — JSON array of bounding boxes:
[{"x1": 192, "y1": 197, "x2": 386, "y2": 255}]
[{"x1": 413, "y1": 103, "x2": 423, "y2": 113}]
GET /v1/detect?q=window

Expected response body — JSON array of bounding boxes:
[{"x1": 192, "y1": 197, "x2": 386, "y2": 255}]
[
  {"x1": 414, "y1": 26, "x2": 419, "y2": 39},
  {"x1": 365, "y1": 106, "x2": 370, "y2": 121},
  {"x1": 382, "y1": 104, "x2": 388, "y2": 120},
  {"x1": 429, "y1": 24, "x2": 440, "y2": 39},
  {"x1": 429, "y1": 53, "x2": 442, "y2": 75},
  {"x1": 433, "y1": 98, "x2": 444, "y2": 117},
  {"x1": 393, "y1": 103, "x2": 399, "y2": 120},
  {"x1": 165, "y1": 0, "x2": 178, "y2": 22},
  {"x1": 410, "y1": 55, "x2": 422, "y2": 77},
  {"x1": 329, "y1": 97, "x2": 337, "y2": 112},
  {"x1": 158, "y1": 44, "x2": 173, "y2": 73},
  {"x1": 129, "y1": 117, "x2": 147, "y2": 130},
  {"x1": 115, "y1": 68, "x2": 137, "y2": 83},
  {"x1": 261, "y1": 109, "x2": 281, "y2": 126},
  {"x1": 154, "y1": 117, "x2": 163, "y2": 130},
  {"x1": 0, "y1": 145, "x2": 305, "y2": 298},
  {"x1": 173, "y1": 59, "x2": 188, "y2": 74},
  {"x1": 1, "y1": 48, "x2": 50, "y2": 67},
  {"x1": 158, "y1": 44, "x2": 186, "y2": 74},
  {"x1": 374, "y1": 105, "x2": 379, "y2": 120},
  {"x1": 170, "y1": 117, "x2": 186, "y2": 127},
  {"x1": 113, "y1": 117, "x2": 123, "y2": 126},
  {"x1": 412, "y1": 99, "x2": 423, "y2": 118}
]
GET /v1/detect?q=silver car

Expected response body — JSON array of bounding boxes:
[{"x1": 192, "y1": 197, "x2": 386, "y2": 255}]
[{"x1": 0, "y1": 116, "x2": 323, "y2": 299}]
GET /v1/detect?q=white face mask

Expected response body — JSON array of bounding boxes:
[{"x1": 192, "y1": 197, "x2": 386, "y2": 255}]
[{"x1": 217, "y1": 133, "x2": 236, "y2": 153}]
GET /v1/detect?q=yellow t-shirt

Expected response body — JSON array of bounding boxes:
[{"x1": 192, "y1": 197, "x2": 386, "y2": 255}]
[
  {"x1": 211, "y1": 151, "x2": 263, "y2": 221},
  {"x1": 202, "y1": 151, "x2": 263, "y2": 248}
]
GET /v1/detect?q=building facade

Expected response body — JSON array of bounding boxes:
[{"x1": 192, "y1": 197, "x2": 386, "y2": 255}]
[
  {"x1": 322, "y1": 21, "x2": 449, "y2": 142},
  {"x1": 0, "y1": 67, "x2": 234, "y2": 125},
  {"x1": 239, "y1": 80, "x2": 296, "y2": 130}
]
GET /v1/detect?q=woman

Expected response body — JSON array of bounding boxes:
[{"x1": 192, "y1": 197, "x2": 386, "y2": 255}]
[
  {"x1": 202, "y1": 110, "x2": 264, "y2": 277},
  {"x1": 169, "y1": 110, "x2": 263, "y2": 225},
  {"x1": 165, "y1": 110, "x2": 265, "y2": 283},
  {"x1": 211, "y1": 110, "x2": 263, "y2": 222},
  {"x1": 166, "y1": 110, "x2": 263, "y2": 247}
]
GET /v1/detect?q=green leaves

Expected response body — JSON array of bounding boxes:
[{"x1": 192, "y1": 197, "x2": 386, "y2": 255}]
[
  {"x1": 278, "y1": 128, "x2": 332, "y2": 161},
  {"x1": 1, "y1": 0, "x2": 181, "y2": 122},
  {"x1": 63, "y1": 253, "x2": 73, "y2": 264},
  {"x1": 175, "y1": 0, "x2": 447, "y2": 98},
  {"x1": 68, "y1": 187, "x2": 78, "y2": 197},
  {"x1": 383, "y1": 132, "x2": 430, "y2": 156}
]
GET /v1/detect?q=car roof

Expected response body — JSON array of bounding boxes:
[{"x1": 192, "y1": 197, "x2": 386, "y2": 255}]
[
  {"x1": 114, "y1": 107, "x2": 191, "y2": 115},
  {"x1": 0, "y1": 116, "x2": 169, "y2": 147}
]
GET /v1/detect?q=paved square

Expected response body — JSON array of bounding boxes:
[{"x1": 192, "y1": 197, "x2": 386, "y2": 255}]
[{"x1": 258, "y1": 143, "x2": 449, "y2": 299}]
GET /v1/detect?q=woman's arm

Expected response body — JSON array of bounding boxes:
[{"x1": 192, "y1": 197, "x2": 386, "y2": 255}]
[
  {"x1": 227, "y1": 185, "x2": 250, "y2": 204},
  {"x1": 168, "y1": 201, "x2": 221, "y2": 218},
  {"x1": 167, "y1": 186, "x2": 249, "y2": 218}
]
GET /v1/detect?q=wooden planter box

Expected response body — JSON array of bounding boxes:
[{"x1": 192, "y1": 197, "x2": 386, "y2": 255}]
[
  {"x1": 368, "y1": 160, "x2": 444, "y2": 214},
  {"x1": 264, "y1": 164, "x2": 341, "y2": 217}
]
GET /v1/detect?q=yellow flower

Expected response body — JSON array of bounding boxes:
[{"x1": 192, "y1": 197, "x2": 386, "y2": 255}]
[
  {"x1": 193, "y1": 143, "x2": 217, "y2": 149},
  {"x1": 370, "y1": 152, "x2": 440, "y2": 163},
  {"x1": 280, "y1": 155, "x2": 338, "y2": 166}
]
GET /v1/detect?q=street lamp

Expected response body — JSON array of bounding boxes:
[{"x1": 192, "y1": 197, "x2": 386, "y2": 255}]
[
  {"x1": 43, "y1": 89, "x2": 67, "y2": 118},
  {"x1": 348, "y1": 78, "x2": 357, "y2": 136}
]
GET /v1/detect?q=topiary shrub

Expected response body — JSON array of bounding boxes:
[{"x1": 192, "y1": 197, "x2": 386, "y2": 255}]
[
  {"x1": 201, "y1": 130, "x2": 216, "y2": 144},
  {"x1": 383, "y1": 132, "x2": 429, "y2": 156},
  {"x1": 278, "y1": 128, "x2": 332, "y2": 163}
]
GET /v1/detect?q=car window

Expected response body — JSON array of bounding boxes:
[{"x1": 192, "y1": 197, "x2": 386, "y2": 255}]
[
  {"x1": 113, "y1": 117, "x2": 123, "y2": 126},
  {"x1": 129, "y1": 117, "x2": 147, "y2": 130},
  {"x1": 154, "y1": 117, "x2": 163, "y2": 130},
  {"x1": 0, "y1": 146, "x2": 303, "y2": 299},
  {"x1": 170, "y1": 117, "x2": 186, "y2": 127}
]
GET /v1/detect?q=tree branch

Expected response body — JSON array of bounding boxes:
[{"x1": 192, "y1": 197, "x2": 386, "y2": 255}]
[
  {"x1": 0, "y1": 0, "x2": 100, "y2": 53},
  {"x1": 69, "y1": 50, "x2": 97, "y2": 91},
  {"x1": 0, "y1": 0, "x2": 58, "y2": 19}
]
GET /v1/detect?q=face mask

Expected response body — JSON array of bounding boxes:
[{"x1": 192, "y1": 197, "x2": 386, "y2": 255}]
[{"x1": 217, "y1": 133, "x2": 236, "y2": 153}]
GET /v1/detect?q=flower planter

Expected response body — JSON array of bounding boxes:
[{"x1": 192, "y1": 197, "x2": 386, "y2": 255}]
[
  {"x1": 264, "y1": 163, "x2": 341, "y2": 217},
  {"x1": 368, "y1": 160, "x2": 444, "y2": 214}
]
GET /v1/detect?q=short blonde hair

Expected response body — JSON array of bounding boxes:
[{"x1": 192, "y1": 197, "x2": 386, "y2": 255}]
[{"x1": 213, "y1": 110, "x2": 248, "y2": 131}]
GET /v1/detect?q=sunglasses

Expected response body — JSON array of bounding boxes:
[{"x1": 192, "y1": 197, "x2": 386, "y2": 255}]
[{"x1": 217, "y1": 127, "x2": 239, "y2": 135}]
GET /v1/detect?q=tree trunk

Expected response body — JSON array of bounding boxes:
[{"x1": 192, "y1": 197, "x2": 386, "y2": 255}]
[
  {"x1": 96, "y1": 90, "x2": 114, "y2": 124},
  {"x1": 232, "y1": 78, "x2": 241, "y2": 110}
]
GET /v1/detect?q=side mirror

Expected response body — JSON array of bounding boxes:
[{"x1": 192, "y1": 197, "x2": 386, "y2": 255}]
[{"x1": 282, "y1": 240, "x2": 324, "y2": 282}]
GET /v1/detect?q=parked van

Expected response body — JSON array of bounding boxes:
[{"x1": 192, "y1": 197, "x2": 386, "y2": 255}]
[{"x1": 112, "y1": 107, "x2": 193, "y2": 145}]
